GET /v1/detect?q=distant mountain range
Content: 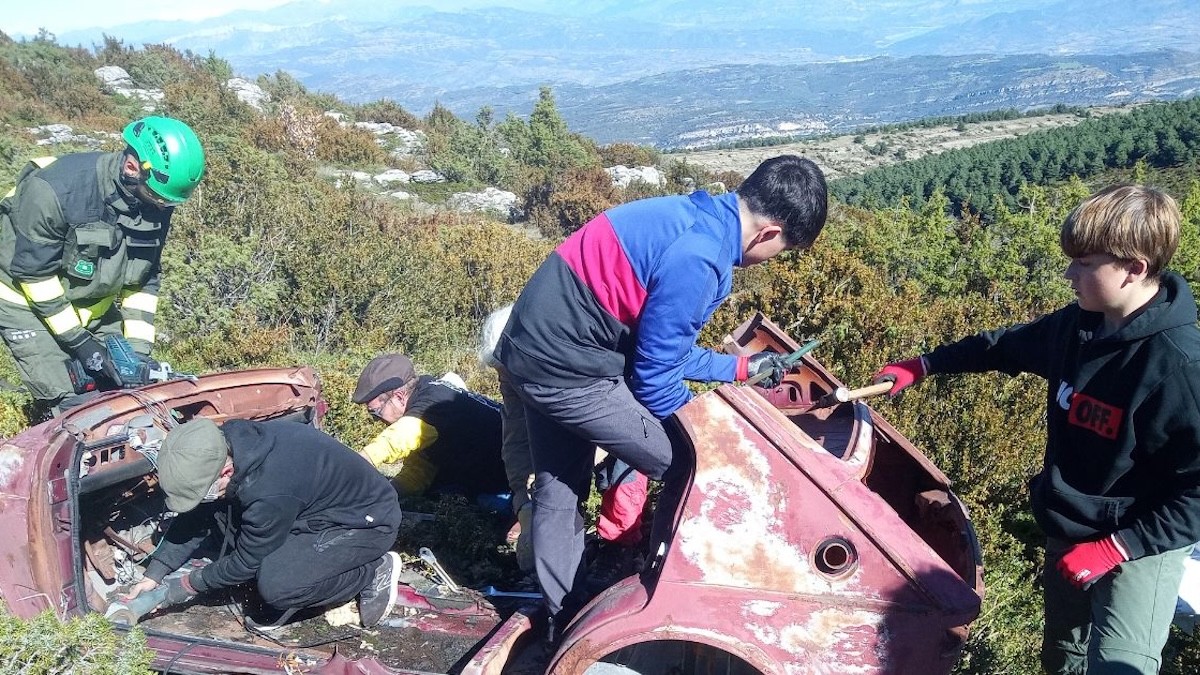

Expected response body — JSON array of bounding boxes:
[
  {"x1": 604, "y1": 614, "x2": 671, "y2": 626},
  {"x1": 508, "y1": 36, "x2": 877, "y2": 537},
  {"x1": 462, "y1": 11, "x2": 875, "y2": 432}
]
[
  {"x1": 442, "y1": 51, "x2": 1200, "y2": 148},
  {"x1": 43, "y1": 0, "x2": 1200, "y2": 147}
]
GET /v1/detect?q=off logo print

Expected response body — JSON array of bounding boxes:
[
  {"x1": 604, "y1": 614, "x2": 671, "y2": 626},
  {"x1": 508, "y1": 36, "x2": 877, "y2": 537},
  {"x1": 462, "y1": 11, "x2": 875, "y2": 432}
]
[{"x1": 1067, "y1": 392, "x2": 1123, "y2": 440}]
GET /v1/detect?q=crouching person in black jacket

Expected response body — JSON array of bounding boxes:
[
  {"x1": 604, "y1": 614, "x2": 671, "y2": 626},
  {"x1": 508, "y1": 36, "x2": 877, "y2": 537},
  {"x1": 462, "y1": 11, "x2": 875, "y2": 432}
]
[{"x1": 122, "y1": 418, "x2": 404, "y2": 630}]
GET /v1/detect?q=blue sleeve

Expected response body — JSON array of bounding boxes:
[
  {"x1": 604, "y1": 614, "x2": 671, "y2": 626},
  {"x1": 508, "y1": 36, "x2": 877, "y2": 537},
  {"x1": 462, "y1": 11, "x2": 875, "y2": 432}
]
[
  {"x1": 681, "y1": 345, "x2": 738, "y2": 382},
  {"x1": 630, "y1": 243, "x2": 737, "y2": 419}
]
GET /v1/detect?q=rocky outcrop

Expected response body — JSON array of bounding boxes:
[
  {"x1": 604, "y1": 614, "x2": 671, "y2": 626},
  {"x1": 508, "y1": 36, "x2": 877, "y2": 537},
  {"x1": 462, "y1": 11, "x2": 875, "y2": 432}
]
[
  {"x1": 447, "y1": 187, "x2": 519, "y2": 219},
  {"x1": 328, "y1": 169, "x2": 374, "y2": 188},
  {"x1": 226, "y1": 78, "x2": 270, "y2": 111},
  {"x1": 25, "y1": 124, "x2": 117, "y2": 148},
  {"x1": 409, "y1": 169, "x2": 446, "y2": 184},
  {"x1": 350, "y1": 121, "x2": 426, "y2": 157},
  {"x1": 374, "y1": 169, "x2": 410, "y2": 186},
  {"x1": 605, "y1": 165, "x2": 665, "y2": 188},
  {"x1": 93, "y1": 66, "x2": 164, "y2": 112}
]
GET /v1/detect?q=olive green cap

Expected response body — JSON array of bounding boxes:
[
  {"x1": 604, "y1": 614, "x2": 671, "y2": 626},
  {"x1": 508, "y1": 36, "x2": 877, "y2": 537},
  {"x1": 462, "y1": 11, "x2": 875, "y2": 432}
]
[{"x1": 157, "y1": 418, "x2": 228, "y2": 513}]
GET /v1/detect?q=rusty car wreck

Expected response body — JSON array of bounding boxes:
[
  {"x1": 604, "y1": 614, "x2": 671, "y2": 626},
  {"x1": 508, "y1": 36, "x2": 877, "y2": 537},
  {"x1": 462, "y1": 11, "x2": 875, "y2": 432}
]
[{"x1": 0, "y1": 315, "x2": 982, "y2": 674}]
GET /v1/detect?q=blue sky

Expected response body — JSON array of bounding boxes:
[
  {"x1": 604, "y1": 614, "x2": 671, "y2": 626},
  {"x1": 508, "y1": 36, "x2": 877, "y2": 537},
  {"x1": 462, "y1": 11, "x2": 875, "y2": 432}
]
[
  {"x1": 4, "y1": 0, "x2": 543, "y2": 37},
  {"x1": 6, "y1": 0, "x2": 297, "y2": 36}
]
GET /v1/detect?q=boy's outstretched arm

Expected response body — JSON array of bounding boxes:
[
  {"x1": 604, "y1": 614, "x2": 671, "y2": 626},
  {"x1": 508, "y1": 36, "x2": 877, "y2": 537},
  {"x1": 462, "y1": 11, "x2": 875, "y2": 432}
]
[{"x1": 872, "y1": 357, "x2": 928, "y2": 396}]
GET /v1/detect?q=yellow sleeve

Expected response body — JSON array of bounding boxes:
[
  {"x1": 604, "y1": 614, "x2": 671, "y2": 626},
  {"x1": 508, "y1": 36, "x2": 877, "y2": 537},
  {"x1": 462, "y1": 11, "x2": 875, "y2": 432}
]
[
  {"x1": 361, "y1": 416, "x2": 439, "y2": 467},
  {"x1": 394, "y1": 453, "x2": 439, "y2": 496}
]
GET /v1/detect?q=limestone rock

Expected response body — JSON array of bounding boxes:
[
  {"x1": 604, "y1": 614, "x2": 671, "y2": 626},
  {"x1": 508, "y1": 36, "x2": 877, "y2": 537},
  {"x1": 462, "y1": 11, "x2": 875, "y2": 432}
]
[
  {"x1": 409, "y1": 170, "x2": 445, "y2": 184},
  {"x1": 93, "y1": 66, "x2": 164, "y2": 112},
  {"x1": 350, "y1": 122, "x2": 426, "y2": 157},
  {"x1": 26, "y1": 124, "x2": 116, "y2": 149},
  {"x1": 605, "y1": 165, "x2": 665, "y2": 188},
  {"x1": 447, "y1": 187, "x2": 519, "y2": 219},
  {"x1": 225, "y1": 78, "x2": 270, "y2": 111},
  {"x1": 374, "y1": 169, "x2": 410, "y2": 186}
]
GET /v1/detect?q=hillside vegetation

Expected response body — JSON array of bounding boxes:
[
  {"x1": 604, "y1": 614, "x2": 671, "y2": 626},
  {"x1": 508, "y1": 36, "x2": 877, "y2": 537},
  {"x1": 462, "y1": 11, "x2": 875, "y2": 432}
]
[
  {"x1": 1, "y1": 31, "x2": 1200, "y2": 674},
  {"x1": 676, "y1": 105, "x2": 1118, "y2": 180}
]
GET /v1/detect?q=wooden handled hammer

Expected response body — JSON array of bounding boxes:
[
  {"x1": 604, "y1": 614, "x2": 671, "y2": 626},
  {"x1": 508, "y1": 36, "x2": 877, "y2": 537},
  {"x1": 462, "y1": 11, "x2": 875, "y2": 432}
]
[{"x1": 811, "y1": 381, "x2": 895, "y2": 409}]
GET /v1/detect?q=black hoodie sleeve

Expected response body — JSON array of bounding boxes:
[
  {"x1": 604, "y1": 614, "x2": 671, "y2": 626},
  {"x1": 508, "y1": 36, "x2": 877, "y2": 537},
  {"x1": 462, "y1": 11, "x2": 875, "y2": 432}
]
[
  {"x1": 143, "y1": 506, "x2": 217, "y2": 583},
  {"x1": 1114, "y1": 363, "x2": 1200, "y2": 559},
  {"x1": 923, "y1": 310, "x2": 1063, "y2": 379},
  {"x1": 191, "y1": 494, "x2": 304, "y2": 592}
]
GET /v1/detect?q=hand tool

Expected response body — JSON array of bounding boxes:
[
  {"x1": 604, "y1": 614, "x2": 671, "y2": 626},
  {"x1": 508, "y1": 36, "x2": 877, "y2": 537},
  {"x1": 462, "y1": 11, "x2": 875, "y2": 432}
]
[
  {"x1": 418, "y1": 546, "x2": 461, "y2": 592},
  {"x1": 811, "y1": 381, "x2": 895, "y2": 409},
  {"x1": 478, "y1": 585, "x2": 542, "y2": 599},
  {"x1": 743, "y1": 338, "x2": 822, "y2": 387}
]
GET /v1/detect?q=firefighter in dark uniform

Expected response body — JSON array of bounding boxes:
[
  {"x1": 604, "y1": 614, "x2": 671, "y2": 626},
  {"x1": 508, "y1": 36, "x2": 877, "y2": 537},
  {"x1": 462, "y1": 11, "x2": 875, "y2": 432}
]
[{"x1": 0, "y1": 116, "x2": 205, "y2": 417}]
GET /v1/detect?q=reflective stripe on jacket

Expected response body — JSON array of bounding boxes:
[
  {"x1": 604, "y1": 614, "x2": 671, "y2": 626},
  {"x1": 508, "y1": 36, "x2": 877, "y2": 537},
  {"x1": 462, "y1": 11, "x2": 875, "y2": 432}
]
[{"x1": 0, "y1": 152, "x2": 168, "y2": 350}]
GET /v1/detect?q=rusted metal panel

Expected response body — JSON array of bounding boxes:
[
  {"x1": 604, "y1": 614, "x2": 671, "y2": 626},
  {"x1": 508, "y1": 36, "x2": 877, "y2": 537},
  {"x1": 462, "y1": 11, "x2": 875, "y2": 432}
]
[
  {"x1": 0, "y1": 319, "x2": 982, "y2": 674},
  {"x1": 459, "y1": 611, "x2": 537, "y2": 675},
  {"x1": 552, "y1": 315, "x2": 981, "y2": 674}
]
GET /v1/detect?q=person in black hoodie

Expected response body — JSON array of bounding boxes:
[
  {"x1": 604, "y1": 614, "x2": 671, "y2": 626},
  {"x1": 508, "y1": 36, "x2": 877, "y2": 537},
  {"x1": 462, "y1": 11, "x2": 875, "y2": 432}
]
[
  {"x1": 121, "y1": 417, "x2": 404, "y2": 630},
  {"x1": 875, "y1": 184, "x2": 1200, "y2": 675}
]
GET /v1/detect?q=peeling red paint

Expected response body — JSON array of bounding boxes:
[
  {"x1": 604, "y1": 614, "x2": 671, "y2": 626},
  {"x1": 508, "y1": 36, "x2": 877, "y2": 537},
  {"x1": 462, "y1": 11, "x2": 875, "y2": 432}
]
[
  {"x1": 551, "y1": 315, "x2": 982, "y2": 674},
  {"x1": 0, "y1": 316, "x2": 982, "y2": 674}
]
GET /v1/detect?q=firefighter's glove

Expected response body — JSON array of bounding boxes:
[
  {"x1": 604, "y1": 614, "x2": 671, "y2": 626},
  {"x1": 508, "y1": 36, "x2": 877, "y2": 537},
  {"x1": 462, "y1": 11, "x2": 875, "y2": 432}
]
[
  {"x1": 871, "y1": 357, "x2": 927, "y2": 396},
  {"x1": 741, "y1": 352, "x2": 788, "y2": 388},
  {"x1": 1057, "y1": 535, "x2": 1128, "y2": 589},
  {"x1": 69, "y1": 334, "x2": 124, "y2": 388},
  {"x1": 162, "y1": 573, "x2": 198, "y2": 607}
]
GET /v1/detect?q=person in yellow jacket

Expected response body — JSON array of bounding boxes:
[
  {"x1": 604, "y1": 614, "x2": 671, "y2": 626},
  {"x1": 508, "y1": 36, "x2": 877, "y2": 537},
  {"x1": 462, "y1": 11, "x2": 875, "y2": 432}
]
[
  {"x1": 0, "y1": 116, "x2": 205, "y2": 417},
  {"x1": 353, "y1": 354, "x2": 508, "y2": 500}
]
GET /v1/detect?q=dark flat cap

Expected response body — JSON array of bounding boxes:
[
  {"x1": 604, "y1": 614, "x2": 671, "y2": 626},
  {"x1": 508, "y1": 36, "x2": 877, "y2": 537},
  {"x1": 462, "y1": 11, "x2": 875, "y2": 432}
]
[{"x1": 353, "y1": 354, "x2": 416, "y2": 404}]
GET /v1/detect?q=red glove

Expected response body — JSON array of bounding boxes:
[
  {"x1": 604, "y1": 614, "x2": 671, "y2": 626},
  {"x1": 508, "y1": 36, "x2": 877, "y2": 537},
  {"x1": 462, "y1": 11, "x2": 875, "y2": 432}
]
[
  {"x1": 1057, "y1": 535, "x2": 1128, "y2": 589},
  {"x1": 871, "y1": 357, "x2": 927, "y2": 396}
]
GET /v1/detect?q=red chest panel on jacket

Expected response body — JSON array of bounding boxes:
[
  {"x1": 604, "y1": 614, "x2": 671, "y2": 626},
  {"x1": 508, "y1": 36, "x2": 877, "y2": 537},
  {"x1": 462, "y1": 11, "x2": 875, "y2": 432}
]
[{"x1": 1067, "y1": 392, "x2": 1123, "y2": 440}]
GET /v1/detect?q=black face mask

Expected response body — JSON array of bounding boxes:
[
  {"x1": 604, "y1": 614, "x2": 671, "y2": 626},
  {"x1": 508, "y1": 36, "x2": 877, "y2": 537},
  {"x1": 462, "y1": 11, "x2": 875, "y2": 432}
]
[{"x1": 118, "y1": 175, "x2": 173, "y2": 215}]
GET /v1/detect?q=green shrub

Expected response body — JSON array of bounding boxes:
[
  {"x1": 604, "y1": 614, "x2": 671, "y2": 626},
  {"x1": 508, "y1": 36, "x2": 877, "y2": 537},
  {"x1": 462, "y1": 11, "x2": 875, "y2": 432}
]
[
  {"x1": 524, "y1": 166, "x2": 617, "y2": 238},
  {"x1": 599, "y1": 142, "x2": 660, "y2": 168},
  {"x1": 0, "y1": 608, "x2": 154, "y2": 674},
  {"x1": 0, "y1": 37, "x2": 111, "y2": 120},
  {"x1": 425, "y1": 107, "x2": 516, "y2": 188},
  {"x1": 356, "y1": 99, "x2": 422, "y2": 129},
  {"x1": 124, "y1": 44, "x2": 193, "y2": 89},
  {"x1": 315, "y1": 116, "x2": 388, "y2": 167}
]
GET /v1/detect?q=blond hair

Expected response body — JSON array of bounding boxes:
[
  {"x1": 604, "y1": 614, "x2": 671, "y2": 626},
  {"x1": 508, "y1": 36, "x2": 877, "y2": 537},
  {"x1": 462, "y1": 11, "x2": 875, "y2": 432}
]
[{"x1": 1060, "y1": 184, "x2": 1180, "y2": 278}]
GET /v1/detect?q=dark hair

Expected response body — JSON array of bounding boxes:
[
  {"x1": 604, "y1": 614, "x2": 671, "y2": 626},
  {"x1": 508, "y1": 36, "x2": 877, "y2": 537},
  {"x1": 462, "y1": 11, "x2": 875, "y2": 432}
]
[{"x1": 736, "y1": 155, "x2": 828, "y2": 248}]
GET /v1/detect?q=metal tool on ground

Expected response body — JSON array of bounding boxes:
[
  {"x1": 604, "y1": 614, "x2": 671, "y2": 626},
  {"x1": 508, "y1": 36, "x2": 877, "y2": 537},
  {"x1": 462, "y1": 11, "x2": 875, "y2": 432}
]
[
  {"x1": 105, "y1": 560, "x2": 209, "y2": 625},
  {"x1": 743, "y1": 338, "x2": 822, "y2": 387},
  {"x1": 418, "y1": 546, "x2": 461, "y2": 593},
  {"x1": 478, "y1": 585, "x2": 542, "y2": 600},
  {"x1": 811, "y1": 381, "x2": 895, "y2": 409}
]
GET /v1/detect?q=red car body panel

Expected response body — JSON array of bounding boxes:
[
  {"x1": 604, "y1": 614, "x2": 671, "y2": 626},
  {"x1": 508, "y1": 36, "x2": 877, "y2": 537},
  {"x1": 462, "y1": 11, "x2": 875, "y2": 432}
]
[
  {"x1": 0, "y1": 315, "x2": 982, "y2": 674},
  {"x1": 550, "y1": 315, "x2": 982, "y2": 674}
]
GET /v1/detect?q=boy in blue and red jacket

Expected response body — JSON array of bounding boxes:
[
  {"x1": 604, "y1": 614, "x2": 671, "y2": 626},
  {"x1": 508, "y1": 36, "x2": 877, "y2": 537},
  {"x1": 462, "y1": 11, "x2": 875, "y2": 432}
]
[
  {"x1": 877, "y1": 184, "x2": 1200, "y2": 675},
  {"x1": 496, "y1": 155, "x2": 828, "y2": 642}
]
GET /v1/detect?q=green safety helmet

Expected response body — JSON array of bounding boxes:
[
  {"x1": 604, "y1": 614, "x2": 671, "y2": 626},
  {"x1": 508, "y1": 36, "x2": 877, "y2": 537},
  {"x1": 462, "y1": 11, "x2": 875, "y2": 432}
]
[{"x1": 121, "y1": 116, "x2": 206, "y2": 205}]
